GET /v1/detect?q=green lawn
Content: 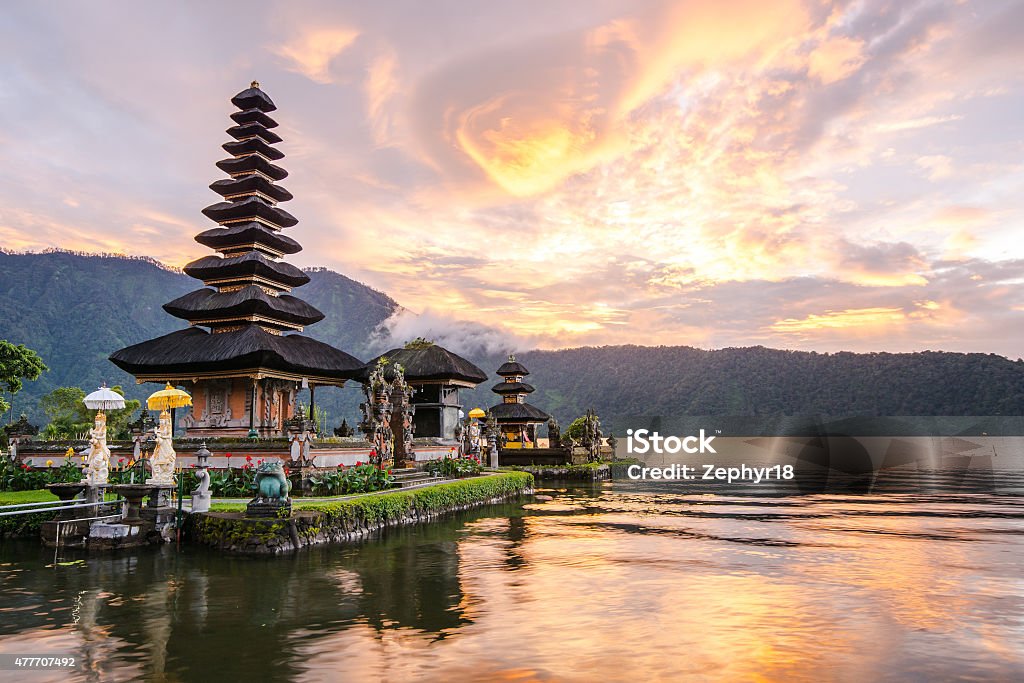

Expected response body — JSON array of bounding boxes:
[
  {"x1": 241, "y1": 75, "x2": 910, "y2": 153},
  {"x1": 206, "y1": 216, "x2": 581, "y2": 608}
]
[{"x1": 0, "y1": 489, "x2": 59, "y2": 505}]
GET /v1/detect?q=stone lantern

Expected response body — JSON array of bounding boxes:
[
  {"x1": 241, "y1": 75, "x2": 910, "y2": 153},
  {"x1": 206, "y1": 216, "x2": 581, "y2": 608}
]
[{"x1": 191, "y1": 442, "x2": 212, "y2": 513}]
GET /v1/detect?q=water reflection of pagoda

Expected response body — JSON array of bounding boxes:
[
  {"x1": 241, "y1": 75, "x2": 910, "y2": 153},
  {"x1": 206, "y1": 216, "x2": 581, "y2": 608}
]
[
  {"x1": 488, "y1": 355, "x2": 551, "y2": 448},
  {"x1": 110, "y1": 83, "x2": 364, "y2": 437}
]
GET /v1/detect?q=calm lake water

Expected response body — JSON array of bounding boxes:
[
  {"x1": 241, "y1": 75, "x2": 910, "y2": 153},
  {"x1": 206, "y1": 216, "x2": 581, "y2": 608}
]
[{"x1": 2, "y1": 472, "x2": 1023, "y2": 682}]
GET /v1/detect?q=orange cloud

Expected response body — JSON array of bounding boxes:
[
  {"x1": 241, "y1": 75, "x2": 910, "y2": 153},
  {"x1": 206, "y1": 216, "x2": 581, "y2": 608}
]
[
  {"x1": 771, "y1": 307, "x2": 907, "y2": 333},
  {"x1": 273, "y1": 27, "x2": 359, "y2": 84},
  {"x1": 808, "y1": 36, "x2": 866, "y2": 84}
]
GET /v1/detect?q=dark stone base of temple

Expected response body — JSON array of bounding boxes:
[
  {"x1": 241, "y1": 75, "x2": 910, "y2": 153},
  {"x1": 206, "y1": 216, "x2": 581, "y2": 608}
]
[
  {"x1": 514, "y1": 464, "x2": 613, "y2": 481},
  {"x1": 497, "y1": 448, "x2": 573, "y2": 466},
  {"x1": 246, "y1": 500, "x2": 292, "y2": 518}
]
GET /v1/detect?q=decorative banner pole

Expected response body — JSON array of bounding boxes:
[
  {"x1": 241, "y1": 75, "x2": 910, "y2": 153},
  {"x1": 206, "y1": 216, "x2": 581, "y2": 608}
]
[
  {"x1": 146, "y1": 383, "x2": 192, "y2": 485},
  {"x1": 81, "y1": 383, "x2": 125, "y2": 487}
]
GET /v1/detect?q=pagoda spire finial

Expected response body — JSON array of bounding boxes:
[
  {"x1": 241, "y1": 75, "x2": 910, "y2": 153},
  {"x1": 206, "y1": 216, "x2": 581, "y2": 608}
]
[{"x1": 251, "y1": 80, "x2": 260, "y2": 89}]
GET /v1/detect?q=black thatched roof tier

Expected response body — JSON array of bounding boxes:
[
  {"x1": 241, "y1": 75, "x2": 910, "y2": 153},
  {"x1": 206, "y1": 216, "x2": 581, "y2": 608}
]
[
  {"x1": 358, "y1": 345, "x2": 488, "y2": 385},
  {"x1": 230, "y1": 108, "x2": 278, "y2": 129},
  {"x1": 195, "y1": 223, "x2": 302, "y2": 255},
  {"x1": 184, "y1": 252, "x2": 310, "y2": 288},
  {"x1": 491, "y1": 381, "x2": 535, "y2": 395},
  {"x1": 163, "y1": 287, "x2": 325, "y2": 327},
  {"x1": 210, "y1": 176, "x2": 293, "y2": 203},
  {"x1": 202, "y1": 197, "x2": 298, "y2": 228},
  {"x1": 488, "y1": 402, "x2": 551, "y2": 423},
  {"x1": 222, "y1": 137, "x2": 285, "y2": 161},
  {"x1": 231, "y1": 86, "x2": 277, "y2": 113},
  {"x1": 226, "y1": 123, "x2": 282, "y2": 144},
  {"x1": 216, "y1": 155, "x2": 288, "y2": 181},
  {"x1": 497, "y1": 356, "x2": 530, "y2": 376},
  {"x1": 110, "y1": 83, "x2": 361, "y2": 392},
  {"x1": 110, "y1": 325, "x2": 364, "y2": 381}
]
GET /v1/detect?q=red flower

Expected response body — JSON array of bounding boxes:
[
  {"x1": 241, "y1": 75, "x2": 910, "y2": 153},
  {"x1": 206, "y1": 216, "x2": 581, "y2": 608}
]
[
  {"x1": 245, "y1": 455, "x2": 253, "y2": 462},
  {"x1": 225, "y1": 453, "x2": 233, "y2": 459},
  {"x1": 337, "y1": 464, "x2": 344, "y2": 470},
  {"x1": 118, "y1": 458, "x2": 125, "y2": 464},
  {"x1": 190, "y1": 463, "x2": 197, "y2": 468},
  {"x1": 355, "y1": 461, "x2": 363, "y2": 467}
]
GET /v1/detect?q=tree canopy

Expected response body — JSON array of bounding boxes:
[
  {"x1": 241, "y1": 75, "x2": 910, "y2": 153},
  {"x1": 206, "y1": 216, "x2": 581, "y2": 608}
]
[{"x1": 0, "y1": 340, "x2": 47, "y2": 419}]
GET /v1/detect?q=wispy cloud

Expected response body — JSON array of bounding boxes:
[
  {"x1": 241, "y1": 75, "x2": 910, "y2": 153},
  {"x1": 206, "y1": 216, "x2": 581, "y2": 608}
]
[{"x1": 1, "y1": 0, "x2": 1023, "y2": 356}]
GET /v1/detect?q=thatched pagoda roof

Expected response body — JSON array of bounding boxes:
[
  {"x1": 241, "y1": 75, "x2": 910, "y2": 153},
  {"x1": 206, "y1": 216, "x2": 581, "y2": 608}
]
[
  {"x1": 110, "y1": 326, "x2": 363, "y2": 382},
  {"x1": 487, "y1": 401, "x2": 551, "y2": 423},
  {"x1": 109, "y1": 83, "x2": 360, "y2": 382},
  {"x1": 194, "y1": 223, "x2": 301, "y2": 256},
  {"x1": 184, "y1": 252, "x2": 310, "y2": 289},
  {"x1": 497, "y1": 355, "x2": 530, "y2": 377},
  {"x1": 357, "y1": 344, "x2": 487, "y2": 386},
  {"x1": 163, "y1": 287, "x2": 325, "y2": 328},
  {"x1": 491, "y1": 380, "x2": 536, "y2": 395}
]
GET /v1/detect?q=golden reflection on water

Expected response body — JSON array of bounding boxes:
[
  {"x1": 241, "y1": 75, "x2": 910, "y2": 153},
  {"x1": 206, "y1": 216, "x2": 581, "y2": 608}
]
[
  {"x1": 286, "y1": 483, "x2": 1024, "y2": 682},
  {"x1": 2, "y1": 478, "x2": 1023, "y2": 682}
]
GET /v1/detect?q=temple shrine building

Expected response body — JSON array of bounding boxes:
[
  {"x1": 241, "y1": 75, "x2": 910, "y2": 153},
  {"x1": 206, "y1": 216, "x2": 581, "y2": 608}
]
[
  {"x1": 359, "y1": 341, "x2": 487, "y2": 441},
  {"x1": 110, "y1": 83, "x2": 364, "y2": 438},
  {"x1": 488, "y1": 355, "x2": 551, "y2": 449}
]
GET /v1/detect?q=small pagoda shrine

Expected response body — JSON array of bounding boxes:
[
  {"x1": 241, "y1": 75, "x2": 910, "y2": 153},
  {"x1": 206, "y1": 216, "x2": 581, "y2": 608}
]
[
  {"x1": 110, "y1": 83, "x2": 364, "y2": 438},
  {"x1": 359, "y1": 340, "x2": 487, "y2": 442},
  {"x1": 488, "y1": 355, "x2": 551, "y2": 449}
]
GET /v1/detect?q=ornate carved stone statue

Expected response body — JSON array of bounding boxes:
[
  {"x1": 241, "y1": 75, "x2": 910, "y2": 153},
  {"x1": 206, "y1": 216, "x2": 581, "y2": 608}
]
[
  {"x1": 246, "y1": 459, "x2": 293, "y2": 518},
  {"x1": 547, "y1": 417, "x2": 561, "y2": 449},
  {"x1": 254, "y1": 460, "x2": 292, "y2": 502},
  {"x1": 360, "y1": 358, "x2": 395, "y2": 468},
  {"x1": 147, "y1": 410, "x2": 177, "y2": 485},
  {"x1": 466, "y1": 420, "x2": 481, "y2": 457},
  {"x1": 82, "y1": 412, "x2": 111, "y2": 486}
]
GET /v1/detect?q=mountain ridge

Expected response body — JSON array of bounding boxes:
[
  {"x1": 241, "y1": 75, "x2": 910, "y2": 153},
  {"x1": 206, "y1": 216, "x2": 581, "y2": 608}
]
[{"x1": 2, "y1": 251, "x2": 1023, "y2": 429}]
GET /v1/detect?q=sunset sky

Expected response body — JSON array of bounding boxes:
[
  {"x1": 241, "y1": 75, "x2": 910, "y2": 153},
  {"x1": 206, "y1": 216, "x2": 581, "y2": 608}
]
[{"x1": 2, "y1": 1, "x2": 1023, "y2": 356}]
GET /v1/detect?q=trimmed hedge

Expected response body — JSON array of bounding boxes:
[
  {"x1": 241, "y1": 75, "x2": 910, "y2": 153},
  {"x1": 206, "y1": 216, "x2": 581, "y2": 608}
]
[{"x1": 194, "y1": 471, "x2": 534, "y2": 554}]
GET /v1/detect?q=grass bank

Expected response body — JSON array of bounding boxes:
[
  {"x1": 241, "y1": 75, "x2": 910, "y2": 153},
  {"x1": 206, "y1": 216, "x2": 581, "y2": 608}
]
[{"x1": 0, "y1": 489, "x2": 60, "y2": 539}]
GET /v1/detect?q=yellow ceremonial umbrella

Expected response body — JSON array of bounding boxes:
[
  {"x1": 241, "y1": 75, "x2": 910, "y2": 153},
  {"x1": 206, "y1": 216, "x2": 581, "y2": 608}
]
[
  {"x1": 147, "y1": 383, "x2": 192, "y2": 411},
  {"x1": 468, "y1": 407, "x2": 486, "y2": 419}
]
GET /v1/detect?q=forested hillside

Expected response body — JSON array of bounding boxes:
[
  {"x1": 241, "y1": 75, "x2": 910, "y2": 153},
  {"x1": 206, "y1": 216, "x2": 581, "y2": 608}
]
[
  {"x1": 2, "y1": 251, "x2": 1022, "y2": 430},
  {"x1": 0, "y1": 251, "x2": 398, "y2": 421}
]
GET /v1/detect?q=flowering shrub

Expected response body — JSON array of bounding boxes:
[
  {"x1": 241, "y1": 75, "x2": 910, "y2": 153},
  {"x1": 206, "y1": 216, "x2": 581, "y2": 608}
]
[
  {"x1": 310, "y1": 462, "x2": 394, "y2": 495},
  {"x1": 0, "y1": 455, "x2": 83, "y2": 491},
  {"x1": 425, "y1": 455, "x2": 482, "y2": 478}
]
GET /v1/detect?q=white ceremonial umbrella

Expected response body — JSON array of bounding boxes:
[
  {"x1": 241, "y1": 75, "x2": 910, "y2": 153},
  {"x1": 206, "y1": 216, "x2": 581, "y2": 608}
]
[{"x1": 83, "y1": 384, "x2": 126, "y2": 412}]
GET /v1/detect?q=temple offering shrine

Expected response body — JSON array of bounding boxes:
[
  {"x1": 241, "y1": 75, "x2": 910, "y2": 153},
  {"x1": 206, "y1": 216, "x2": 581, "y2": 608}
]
[
  {"x1": 488, "y1": 355, "x2": 551, "y2": 449},
  {"x1": 359, "y1": 341, "x2": 487, "y2": 442},
  {"x1": 110, "y1": 83, "x2": 364, "y2": 438}
]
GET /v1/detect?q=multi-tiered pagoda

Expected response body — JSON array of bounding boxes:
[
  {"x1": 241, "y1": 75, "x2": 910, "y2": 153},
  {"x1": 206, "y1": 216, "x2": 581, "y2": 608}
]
[
  {"x1": 488, "y1": 355, "x2": 551, "y2": 448},
  {"x1": 111, "y1": 83, "x2": 364, "y2": 438}
]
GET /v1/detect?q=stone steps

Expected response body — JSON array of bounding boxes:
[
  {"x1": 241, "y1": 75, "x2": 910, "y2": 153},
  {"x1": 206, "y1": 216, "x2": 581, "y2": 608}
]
[{"x1": 390, "y1": 469, "x2": 436, "y2": 488}]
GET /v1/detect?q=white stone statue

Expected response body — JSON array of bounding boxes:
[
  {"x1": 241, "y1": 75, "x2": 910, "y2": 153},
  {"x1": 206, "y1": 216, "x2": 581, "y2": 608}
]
[
  {"x1": 82, "y1": 412, "x2": 111, "y2": 486},
  {"x1": 147, "y1": 410, "x2": 177, "y2": 485}
]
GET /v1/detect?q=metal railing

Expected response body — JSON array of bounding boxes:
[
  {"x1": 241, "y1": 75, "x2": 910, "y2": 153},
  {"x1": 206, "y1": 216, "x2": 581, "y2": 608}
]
[{"x1": 0, "y1": 498, "x2": 125, "y2": 517}]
